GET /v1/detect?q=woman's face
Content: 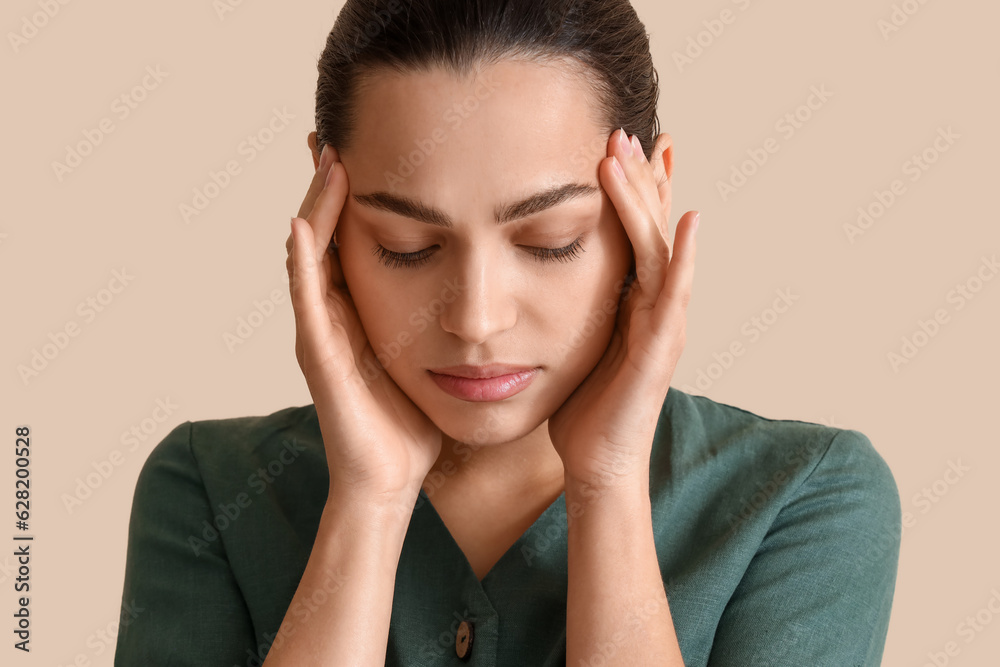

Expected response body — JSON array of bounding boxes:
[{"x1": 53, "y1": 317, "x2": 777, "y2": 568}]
[{"x1": 336, "y1": 58, "x2": 634, "y2": 446}]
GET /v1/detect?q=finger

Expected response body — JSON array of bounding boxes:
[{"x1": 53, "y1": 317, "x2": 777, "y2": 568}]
[
  {"x1": 621, "y1": 132, "x2": 668, "y2": 237},
  {"x1": 602, "y1": 131, "x2": 670, "y2": 294},
  {"x1": 288, "y1": 216, "x2": 352, "y2": 400},
  {"x1": 296, "y1": 144, "x2": 341, "y2": 220},
  {"x1": 289, "y1": 143, "x2": 341, "y2": 257},
  {"x1": 306, "y1": 159, "x2": 350, "y2": 289},
  {"x1": 654, "y1": 211, "x2": 699, "y2": 337}
]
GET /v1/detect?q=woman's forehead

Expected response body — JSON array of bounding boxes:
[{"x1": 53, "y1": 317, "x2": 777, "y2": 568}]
[{"x1": 349, "y1": 59, "x2": 607, "y2": 158}]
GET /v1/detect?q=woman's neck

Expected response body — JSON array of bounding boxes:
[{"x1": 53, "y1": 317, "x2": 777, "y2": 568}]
[{"x1": 422, "y1": 422, "x2": 565, "y2": 501}]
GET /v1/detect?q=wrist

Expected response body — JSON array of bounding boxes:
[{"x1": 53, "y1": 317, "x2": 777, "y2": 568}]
[
  {"x1": 564, "y1": 471, "x2": 650, "y2": 506},
  {"x1": 325, "y1": 484, "x2": 419, "y2": 529},
  {"x1": 564, "y1": 474, "x2": 652, "y2": 534},
  {"x1": 562, "y1": 446, "x2": 652, "y2": 495}
]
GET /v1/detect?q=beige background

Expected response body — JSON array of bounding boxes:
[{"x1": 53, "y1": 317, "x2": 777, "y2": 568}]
[{"x1": 2, "y1": 0, "x2": 997, "y2": 664}]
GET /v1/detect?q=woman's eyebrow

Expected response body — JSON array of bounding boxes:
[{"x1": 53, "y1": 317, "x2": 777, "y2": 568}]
[{"x1": 351, "y1": 182, "x2": 601, "y2": 228}]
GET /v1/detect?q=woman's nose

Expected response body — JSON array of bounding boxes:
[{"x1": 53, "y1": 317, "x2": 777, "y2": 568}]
[{"x1": 436, "y1": 251, "x2": 517, "y2": 344}]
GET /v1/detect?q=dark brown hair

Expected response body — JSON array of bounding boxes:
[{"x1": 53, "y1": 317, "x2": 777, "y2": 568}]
[{"x1": 314, "y1": 0, "x2": 659, "y2": 160}]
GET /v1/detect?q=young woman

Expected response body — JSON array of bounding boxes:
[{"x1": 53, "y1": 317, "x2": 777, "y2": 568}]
[{"x1": 114, "y1": 1, "x2": 901, "y2": 665}]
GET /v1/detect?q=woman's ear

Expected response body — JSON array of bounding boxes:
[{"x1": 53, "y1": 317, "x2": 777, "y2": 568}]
[
  {"x1": 308, "y1": 131, "x2": 320, "y2": 170},
  {"x1": 651, "y1": 133, "x2": 673, "y2": 185},
  {"x1": 651, "y1": 133, "x2": 674, "y2": 222}
]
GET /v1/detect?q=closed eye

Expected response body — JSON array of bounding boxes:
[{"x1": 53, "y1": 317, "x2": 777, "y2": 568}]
[{"x1": 371, "y1": 236, "x2": 586, "y2": 269}]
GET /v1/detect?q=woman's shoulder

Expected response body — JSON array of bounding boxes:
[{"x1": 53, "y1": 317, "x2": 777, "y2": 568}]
[
  {"x1": 655, "y1": 394, "x2": 901, "y2": 665},
  {"x1": 653, "y1": 387, "x2": 899, "y2": 518},
  {"x1": 136, "y1": 403, "x2": 327, "y2": 501},
  {"x1": 121, "y1": 405, "x2": 330, "y2": 656}
]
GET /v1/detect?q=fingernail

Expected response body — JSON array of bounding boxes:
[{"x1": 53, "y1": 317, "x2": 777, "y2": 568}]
[
  {"x1": 631, "y1": 135, "x2": 643, "y2": 159},
  {"x1": 319, "y1": 145, "x2": 331, "y2": 172},
  {"x1": 325, "y1": 160, "x2": 336, "y2": 187},
  {"x1": 618, "y1": 128, "x2": 632, "y2": 156},
  {"x1": 612, "y1": 156, "x2": 626, "y2": 181},
  {"x1": 694, "y1": 213, "x2": 701, "y2": 233}
]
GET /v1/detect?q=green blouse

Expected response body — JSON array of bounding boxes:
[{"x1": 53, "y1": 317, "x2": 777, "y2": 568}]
[{"x1": 113, "y1": 387, "x2": 901, "y2": 666}]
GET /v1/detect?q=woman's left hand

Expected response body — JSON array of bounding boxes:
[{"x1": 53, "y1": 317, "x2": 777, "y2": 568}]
[{"x1": 548, "y1": 129, "x2": 699, "y2": 492}]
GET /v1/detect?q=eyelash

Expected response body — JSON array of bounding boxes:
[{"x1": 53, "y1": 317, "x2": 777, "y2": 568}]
[{"x1": 371, "y1": 237, "x2": 586, "y2": 269}]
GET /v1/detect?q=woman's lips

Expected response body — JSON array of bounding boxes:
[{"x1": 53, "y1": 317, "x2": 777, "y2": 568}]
[{"x1": 427, "y1": 368, "x2": 539, "y2": 402}]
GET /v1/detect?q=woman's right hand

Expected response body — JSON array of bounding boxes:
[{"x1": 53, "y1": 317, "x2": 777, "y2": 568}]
[{"x1": 286, "y1": 143, "x2": 442, "y2": 510}]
